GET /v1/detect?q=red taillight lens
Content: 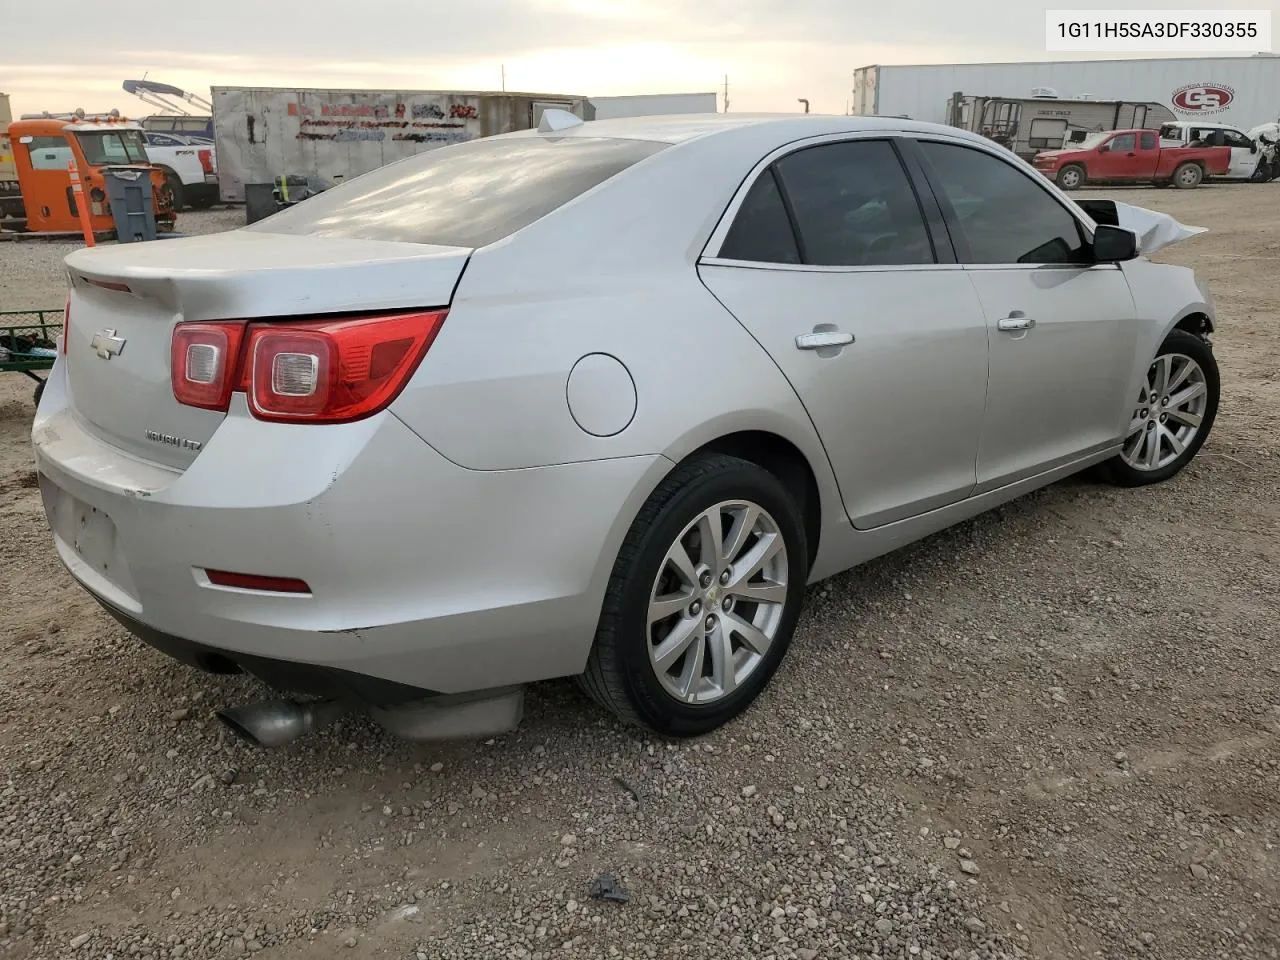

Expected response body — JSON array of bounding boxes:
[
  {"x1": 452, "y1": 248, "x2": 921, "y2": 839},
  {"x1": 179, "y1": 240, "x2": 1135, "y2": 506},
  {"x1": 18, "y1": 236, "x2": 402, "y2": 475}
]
[
  {"x1": 170, "y1": 310, "x2": 446, "y2": 423},
  {"x1": 245, "y1": 310, "x2": 446, "y2": 423},
  {"x1": 61, "y1": 296, "x2": 70, "y2": 355},
  {"x1": 197, "y1": 149, "x2": 214, "y2": 175},
  {"x1": 171, "y1": 321, "x2": 247, "y2": 411}
]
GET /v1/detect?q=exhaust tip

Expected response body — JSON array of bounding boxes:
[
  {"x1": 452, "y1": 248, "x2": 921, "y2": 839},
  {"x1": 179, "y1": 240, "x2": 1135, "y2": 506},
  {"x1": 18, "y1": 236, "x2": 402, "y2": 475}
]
[{"x1": 216, "y1": 698, "x2": 345, "y2": 749}]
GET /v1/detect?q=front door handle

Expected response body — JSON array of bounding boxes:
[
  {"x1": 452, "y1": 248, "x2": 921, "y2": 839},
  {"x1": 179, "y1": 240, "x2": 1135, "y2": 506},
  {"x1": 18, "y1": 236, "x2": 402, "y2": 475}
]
[
  {"x1": 796, "y1": 330, "x2": 855, "y2": 350},
  {"x1": 996, "y1": 315, "x2": 1035, "y2": 332}
]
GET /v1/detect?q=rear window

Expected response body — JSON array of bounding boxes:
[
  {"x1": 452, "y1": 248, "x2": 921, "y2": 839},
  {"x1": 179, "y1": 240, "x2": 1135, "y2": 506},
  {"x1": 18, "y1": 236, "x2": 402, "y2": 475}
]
[{"x1": 245, "y1": 135, "x2": 668, "y2": 248}]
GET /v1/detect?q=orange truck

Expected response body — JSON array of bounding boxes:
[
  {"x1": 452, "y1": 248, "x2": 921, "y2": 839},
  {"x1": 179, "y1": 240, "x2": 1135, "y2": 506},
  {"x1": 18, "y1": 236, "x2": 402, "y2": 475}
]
[
  {"x1": 3, "y1": 111, "x2": 176, "y2": 234},
  {"x1": 1031, "y1": 128, "x2": 1231, "y2": 190}
]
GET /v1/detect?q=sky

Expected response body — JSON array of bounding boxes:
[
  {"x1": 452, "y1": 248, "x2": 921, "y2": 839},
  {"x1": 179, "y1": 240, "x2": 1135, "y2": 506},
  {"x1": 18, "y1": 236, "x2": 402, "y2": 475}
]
[{"x1": 4, "y1": 0, "x2": 1278, "y2": 118}]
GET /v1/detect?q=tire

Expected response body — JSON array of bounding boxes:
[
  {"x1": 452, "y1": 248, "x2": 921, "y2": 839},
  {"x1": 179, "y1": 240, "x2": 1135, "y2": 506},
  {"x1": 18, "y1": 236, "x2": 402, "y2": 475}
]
[
  {"x1": 1172, "y1": 162, "x2": 1203, "y2": 189},
  {"x1": 579, "y1": 453, "x2": 809, "y2": 736},
  {"x1": 189, "y1": 192, "x2": 217, "y2": 210},
  {"x1": 163, "y1": 171, "x2": 185, "y2": 212},
  {"x1": 1102, "y1": 329, "x2": 1219, "y2": 487},
  {"x1": 1056, "y1": 164, "x2": 1085, "y2": 190}
]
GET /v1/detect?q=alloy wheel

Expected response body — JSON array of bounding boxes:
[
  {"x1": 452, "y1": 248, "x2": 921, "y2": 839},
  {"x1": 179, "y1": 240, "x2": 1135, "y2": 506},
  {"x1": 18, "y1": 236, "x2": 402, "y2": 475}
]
[
  {"x1": 646, "y1": 500, "x2": 789, "y2": 704},
  {"x1": 1121, "y1": 352, "x2": 1209, "y2": 471}
]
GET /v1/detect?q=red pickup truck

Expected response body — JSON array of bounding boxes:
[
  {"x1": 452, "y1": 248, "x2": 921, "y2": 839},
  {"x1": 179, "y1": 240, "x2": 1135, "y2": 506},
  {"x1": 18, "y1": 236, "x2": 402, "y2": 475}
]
[{"x1": 1031, "y1": 128, "x2": 1231, "y2": 190}]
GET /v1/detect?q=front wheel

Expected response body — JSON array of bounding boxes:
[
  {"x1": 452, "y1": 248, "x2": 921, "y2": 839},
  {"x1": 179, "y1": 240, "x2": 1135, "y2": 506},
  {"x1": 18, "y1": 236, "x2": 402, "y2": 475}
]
[
  {"x1": 1172, "y1": 162, "x2": 1204, "y2": 189},
  {"x1": 1103, "y1": 329, "x2": 1219, "y2": 487},
  {"x1": 579, "y1": 453, "x2": 808, "y2": 736}
]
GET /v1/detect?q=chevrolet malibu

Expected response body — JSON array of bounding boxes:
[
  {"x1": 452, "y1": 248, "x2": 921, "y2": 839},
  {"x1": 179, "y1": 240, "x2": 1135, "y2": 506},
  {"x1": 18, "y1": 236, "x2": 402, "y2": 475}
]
[{"x1": 33, "y1": 113, "x2": 1220, "y2": 747}]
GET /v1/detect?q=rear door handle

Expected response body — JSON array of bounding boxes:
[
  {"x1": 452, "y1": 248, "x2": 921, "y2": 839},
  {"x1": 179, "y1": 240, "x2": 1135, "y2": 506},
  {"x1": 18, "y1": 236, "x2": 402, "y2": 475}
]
[
  {"x1": 996, "y1": 315, "x2": 1035, "y2": 332},
  {"x1": 796, "y1": 331, "x2": 855, "y2": 350}
]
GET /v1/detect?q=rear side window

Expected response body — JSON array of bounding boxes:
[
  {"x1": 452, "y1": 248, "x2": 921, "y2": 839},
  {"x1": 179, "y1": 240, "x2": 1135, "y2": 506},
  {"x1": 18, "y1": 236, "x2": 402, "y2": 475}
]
[
  {"x1": 719, "y1": 169, "x2": 800, "y2": 264},
  {"x1": 774, "y1": 140, "x2": 934, "y2": 266},
  {"x1": 245, "y1": 135, "x2": 667, "y2": 248},
  {"x1": 1140, "y1": 132, "x2": 1157, "y2": 150}
]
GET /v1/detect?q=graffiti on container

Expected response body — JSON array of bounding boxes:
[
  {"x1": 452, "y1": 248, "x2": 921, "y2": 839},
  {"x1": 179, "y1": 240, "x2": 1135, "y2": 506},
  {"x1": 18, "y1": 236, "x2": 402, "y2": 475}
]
[
  {"x1": 285, "y1": 99, "x2": 480, "y2": 142},
  {"x1": 393, "y1": 131, "x2": 474, "y2": 144}
]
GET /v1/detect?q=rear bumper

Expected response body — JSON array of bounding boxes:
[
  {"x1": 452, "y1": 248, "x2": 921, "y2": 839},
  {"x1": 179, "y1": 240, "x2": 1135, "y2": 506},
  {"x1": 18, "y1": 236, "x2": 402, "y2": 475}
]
[
  {"x1": 94, "y1": 596, "x2": 433, "y2": 704},
  {"x1": 32, "y1": 361, "x2": 669, "y2": 699}
]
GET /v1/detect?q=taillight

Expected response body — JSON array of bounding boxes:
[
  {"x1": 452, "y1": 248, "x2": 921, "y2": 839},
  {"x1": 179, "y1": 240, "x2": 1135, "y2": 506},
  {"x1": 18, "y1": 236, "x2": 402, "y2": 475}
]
[
  {"x1": 61, "y1": 296, "x2": 70, "y2": 355},
  {"x1": 171, "y1": 321, "x2": 247, "y2": 411},
  {"x1": 169, "y1": 310, "x2": 446, "y2": 422},
  {"x1": 197, "y1": 149, "x2": 214, "y2": 175}
]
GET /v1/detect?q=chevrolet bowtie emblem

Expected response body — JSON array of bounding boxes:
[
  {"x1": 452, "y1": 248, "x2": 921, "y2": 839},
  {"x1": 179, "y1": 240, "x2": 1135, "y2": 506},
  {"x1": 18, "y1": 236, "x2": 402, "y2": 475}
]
[{"x1": 90, "y1": 329, "x2": 126, "y2": 360}]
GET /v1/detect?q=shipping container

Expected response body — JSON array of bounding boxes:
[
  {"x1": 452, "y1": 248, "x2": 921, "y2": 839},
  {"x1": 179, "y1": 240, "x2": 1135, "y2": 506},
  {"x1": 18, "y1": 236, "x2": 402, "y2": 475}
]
[
  {"x1": 211, "y1": 86, "x2": 587, "y2": 202},
  {"x1": 585, "y1": 93, "x2": 718, "y2": 119},
  {"x1": 854, "y1": 55, "x2": 1280, "y2": 131}
]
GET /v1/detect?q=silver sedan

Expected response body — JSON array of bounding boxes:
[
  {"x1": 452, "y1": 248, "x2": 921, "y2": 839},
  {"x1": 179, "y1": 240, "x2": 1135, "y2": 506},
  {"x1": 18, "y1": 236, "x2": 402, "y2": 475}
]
[{"x1": 33, "y1": 112, "x2": 1219, "y2": 746}]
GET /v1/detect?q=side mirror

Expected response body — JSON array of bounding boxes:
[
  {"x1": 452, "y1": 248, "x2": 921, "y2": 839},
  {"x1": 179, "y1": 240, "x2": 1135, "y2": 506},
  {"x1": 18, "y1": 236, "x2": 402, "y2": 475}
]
[
  {"x1": 1093, "y1": 224, "x2": 1139, "y2": 262},
  {"x1": 1251, "y1": 140, "x2": 1258, "y2": 154},
  {"x1": 1098, "y1": 143, "x2": 1110, "y2": 153}
]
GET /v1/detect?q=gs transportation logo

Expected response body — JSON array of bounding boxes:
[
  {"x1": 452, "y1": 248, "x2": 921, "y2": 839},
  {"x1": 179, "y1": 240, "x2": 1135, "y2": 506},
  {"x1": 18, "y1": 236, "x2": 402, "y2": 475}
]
[{"x1": 1171, "y1": 83, "x2": 1235, "y2": 115}]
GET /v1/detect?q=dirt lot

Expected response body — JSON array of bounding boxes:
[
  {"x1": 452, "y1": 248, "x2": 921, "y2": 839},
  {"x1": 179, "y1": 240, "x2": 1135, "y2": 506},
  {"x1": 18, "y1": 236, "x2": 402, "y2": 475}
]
[{"x1": 2, "y1": 187, "x2": 1279, "y2": 960}]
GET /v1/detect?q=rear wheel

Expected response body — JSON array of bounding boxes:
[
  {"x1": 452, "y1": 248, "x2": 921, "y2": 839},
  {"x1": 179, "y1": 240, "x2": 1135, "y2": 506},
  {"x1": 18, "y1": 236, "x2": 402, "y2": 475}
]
[
  {"x1": 1102, "y1": 329, "x2": 1219, "y2": 487},
  {"x1": 1172, "y1": 162, "x2": 1203, "y2": 189},
  {"x1": 1056, "y1": 164, "x2": 1085, "y2": 190},
  {"x1": 164, "y1": 172, "x2": 185, "y2": 211},
  {"x1": 579, "y1": 453, "x2": 808, "y2": 736}
]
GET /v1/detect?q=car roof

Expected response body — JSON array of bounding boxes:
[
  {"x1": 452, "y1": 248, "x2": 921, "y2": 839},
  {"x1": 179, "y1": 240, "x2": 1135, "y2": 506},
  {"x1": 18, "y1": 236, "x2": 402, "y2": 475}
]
[{"x1": 507, "y1": 112, "x2": 996, "y2": 148}]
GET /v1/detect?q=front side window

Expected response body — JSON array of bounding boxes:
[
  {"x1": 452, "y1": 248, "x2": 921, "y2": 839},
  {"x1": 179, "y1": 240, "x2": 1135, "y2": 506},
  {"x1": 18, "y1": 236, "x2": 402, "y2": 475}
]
[
  {"x1": 76, "y1": 130, "x2": 149, "y2": 165},
  {"x1": 1109, "y1": 133, "x2": 1137, "y2": 152},
  {"x1": 918, "y1": 141, "x2": 1088, "y2": 266},
  {"x1": 25, "y1": 136, "x2": 75, "y2": 171}
]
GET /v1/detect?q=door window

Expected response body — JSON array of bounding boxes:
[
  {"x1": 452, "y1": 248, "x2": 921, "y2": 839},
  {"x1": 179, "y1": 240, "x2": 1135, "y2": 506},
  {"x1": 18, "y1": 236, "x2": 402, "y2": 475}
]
[
  {"x1": 917, "y1": 141, "x2": 1088, "y2": 266},
  {"x1": 1109, "y1": 133, "x2": 1136, "y2": 152},
  {"x1": 1140, "y1": 132, "x2": 1157, "y2": 150},
  {"x1": 719, "y1": 139, "x2": 935, "y2": 267},
  {"x1": 25, "y1": 137, "x2": 75, "y2": 170},
  {"x1": 719, "y1": 169, "x2": 801, "y2": 264},
  {"x1": 1220, "y1": 129, "x2": 1253, "y2": 149},
  {"x1": 777, "y1": 140, "x2": 934, "y2": 266}
]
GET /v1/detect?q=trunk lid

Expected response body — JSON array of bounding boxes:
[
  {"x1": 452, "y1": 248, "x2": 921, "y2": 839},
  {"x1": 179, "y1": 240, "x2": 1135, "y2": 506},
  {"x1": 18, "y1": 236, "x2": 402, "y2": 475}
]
[{"x1": 63, "y1": 231, "x2": 471, "y2": 470}]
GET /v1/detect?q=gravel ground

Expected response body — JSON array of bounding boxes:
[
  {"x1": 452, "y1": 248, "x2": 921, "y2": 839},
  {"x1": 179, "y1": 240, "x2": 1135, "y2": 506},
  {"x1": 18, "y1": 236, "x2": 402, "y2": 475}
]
[
  {"x1": 0, "y1": 206, "x2": 243, "y2": 309},
  {"x1": 2, "y1": 188, "x2": 1279, "y2": 960}
]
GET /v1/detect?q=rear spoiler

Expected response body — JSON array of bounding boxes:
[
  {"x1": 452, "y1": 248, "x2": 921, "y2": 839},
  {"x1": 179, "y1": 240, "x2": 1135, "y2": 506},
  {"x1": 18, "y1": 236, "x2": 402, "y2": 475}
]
[{"x1": 1076, "y1": 199, "x2": 1206, "y2": 256}]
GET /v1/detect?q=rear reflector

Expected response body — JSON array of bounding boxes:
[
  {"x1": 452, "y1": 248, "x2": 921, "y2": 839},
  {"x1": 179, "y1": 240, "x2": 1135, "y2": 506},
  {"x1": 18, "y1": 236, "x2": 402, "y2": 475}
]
[
  {"x1": 169, "y1": 309, "x2": 447, "y2": 424},
  {"x1": 205, "y1": 569, "x2": 311, "y2": 594}
]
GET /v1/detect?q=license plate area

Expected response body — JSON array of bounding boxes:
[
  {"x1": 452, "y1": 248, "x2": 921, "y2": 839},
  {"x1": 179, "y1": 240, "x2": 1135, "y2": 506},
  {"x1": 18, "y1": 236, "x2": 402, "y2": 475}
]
[{"x1": 40, "y1": 475, "x2": 140, "y2": 607}]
